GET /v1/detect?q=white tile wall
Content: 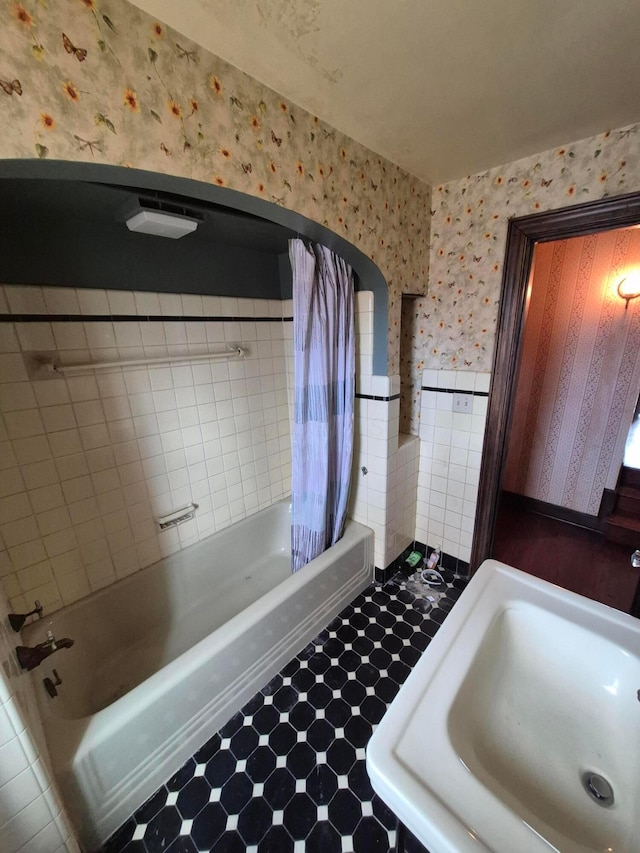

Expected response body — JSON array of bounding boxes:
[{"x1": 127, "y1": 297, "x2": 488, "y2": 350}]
[
  {"x1": 355, "y1": 290, "x2": 373, "y2": 378},
  {"x1": 348, "y1": 292, "x2": 421, "y2": 570},
  {"x1": 0, "y1": 286, "x2": 291, "y2": 616},
  {"x1": 349, "y1": 389, "x2": 420, "y2": 570},
  {"x1": 0, "y1": 591, "x2": 79, "y2": 852},
  {"x1": 416, "y1": 369, "x2": 490, "y2": 562}
]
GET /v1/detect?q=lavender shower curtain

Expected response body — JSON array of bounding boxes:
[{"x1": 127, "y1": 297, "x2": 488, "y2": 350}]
[{"x1": 289, "y1": 239, "x2": 355, "y2": 572}]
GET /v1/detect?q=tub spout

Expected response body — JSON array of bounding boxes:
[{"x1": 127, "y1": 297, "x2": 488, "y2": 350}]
[{"x1": 16, "y1": 631, "x2": 74, "y2": 671}]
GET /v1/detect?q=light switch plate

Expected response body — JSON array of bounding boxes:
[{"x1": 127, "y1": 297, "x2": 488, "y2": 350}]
[{"x1": 453, "y1": 392, "x2": 472, "y2": 413}]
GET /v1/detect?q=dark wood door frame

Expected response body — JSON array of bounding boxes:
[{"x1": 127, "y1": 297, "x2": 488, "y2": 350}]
[{"x1": 470, "y1": 191, "x2": 640, "y2": 595}]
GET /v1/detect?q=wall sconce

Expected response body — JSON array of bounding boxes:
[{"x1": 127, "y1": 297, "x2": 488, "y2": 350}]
[{"x1": 617, "y1": 275, "x2": 640, "y2": 310}]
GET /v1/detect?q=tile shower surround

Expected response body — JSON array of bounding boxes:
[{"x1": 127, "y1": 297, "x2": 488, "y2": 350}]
[
  {"x1": 0, "y1": 287, "x2": 472, "y2": 851},
  {"x1": 0, "y1": 286, "x2": 384, "y2": 616},
  {"x1": 0, "y1": 599, "x2": 79, "y2": 853},
  {"x1": 0, "y1": 285, "x2": 293, "y2": 616},
  {"x1": 0, "y1": 283, "x2": 381, "y2": 853},
  {"x1": 104, "y1": 567, "x2": 466, "y2": 853}
]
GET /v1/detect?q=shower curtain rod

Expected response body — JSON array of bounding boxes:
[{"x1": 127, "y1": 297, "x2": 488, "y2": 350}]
[{"x1": 42, "y1": 346, "x2": 245, "y2": 376}]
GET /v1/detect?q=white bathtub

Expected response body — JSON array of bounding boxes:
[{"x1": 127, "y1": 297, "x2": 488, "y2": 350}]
[{"x1": 23, "y1": 500, "x2": 373, "y2": 851}]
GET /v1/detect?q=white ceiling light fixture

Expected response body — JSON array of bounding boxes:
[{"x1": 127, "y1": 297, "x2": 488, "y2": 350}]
[{"x1": 125, "y1": 208, "x2": 199, "y2": 239}]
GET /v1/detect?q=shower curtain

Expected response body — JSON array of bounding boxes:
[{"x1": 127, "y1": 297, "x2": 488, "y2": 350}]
[{"x1": 289, "y1": 239, "x2": 355, "y2": 572}]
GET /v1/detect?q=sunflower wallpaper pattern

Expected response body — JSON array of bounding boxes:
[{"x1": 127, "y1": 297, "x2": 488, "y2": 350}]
[{"x1": 0, "y1": 0, "x2": 432, "y2": 377}]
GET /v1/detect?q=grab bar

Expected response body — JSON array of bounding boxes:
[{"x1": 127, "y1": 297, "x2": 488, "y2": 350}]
[{"x1": 41, "y1": 347, "x2": 245, "y2": 376}]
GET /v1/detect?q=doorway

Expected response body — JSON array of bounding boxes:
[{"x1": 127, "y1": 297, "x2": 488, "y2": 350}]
[{"x1": 471, "y1": 191, "x2": 640, "y2": 614}]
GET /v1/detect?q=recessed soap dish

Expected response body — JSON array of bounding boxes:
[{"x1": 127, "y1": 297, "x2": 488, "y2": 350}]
[{"x1": 156, "y1": 503, "x2": 199, "y2": 530}]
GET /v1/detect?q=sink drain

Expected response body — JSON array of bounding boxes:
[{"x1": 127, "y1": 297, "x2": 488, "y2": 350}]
[{"x1": 581, "y1": 772, "x2": 614, "y2": 807}]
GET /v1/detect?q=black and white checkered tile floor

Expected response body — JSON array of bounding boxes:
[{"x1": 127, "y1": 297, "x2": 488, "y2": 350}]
[{"x1": 104, "y1": 568, "x2": 467, "y2": 853}]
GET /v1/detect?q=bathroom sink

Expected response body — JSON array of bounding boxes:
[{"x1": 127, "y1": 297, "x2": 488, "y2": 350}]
[{"x1": 366, "y1": 559, "x2": 640, "y2": 853}]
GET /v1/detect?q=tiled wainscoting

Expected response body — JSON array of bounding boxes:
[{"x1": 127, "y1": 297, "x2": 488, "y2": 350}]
[
  {"x1": 105, "y1": 568, "x2": 466, "y2": 853},
  {"x1": 417, "y1": 369, "x2": 490, "y2": 564},
  {"x1": 350, "y1": 377, "x2": 421, "y2": 574}
]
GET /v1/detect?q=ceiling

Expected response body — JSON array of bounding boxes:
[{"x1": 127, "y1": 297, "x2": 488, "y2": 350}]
[{"x1": 129, "y1": 0, "x2": 640, "y2": 184}]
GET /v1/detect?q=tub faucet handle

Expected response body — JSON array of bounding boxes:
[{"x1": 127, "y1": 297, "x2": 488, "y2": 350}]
[
  {"x1": 46, "y1": 630, "x2": 57, "y2": 650},
  {"x1": 43, "y1": 677, "x2": 58, "y2": 699}
]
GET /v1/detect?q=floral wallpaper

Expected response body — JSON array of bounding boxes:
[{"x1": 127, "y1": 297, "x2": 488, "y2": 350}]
[
  {"x1": 0, "y1": 0, "x2": 431, "y2": 375},
  {"x1": 427, "y1": 125, "x2": 640, "y2": 371},
  {"x1": 399, "y1": 123, "x2": 640, "y2": 432},
  {"x1": 2, "y1": 0, "x2": 640, "y2": 433}
]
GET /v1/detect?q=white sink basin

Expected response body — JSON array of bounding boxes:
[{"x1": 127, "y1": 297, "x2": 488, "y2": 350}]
[{"x1": 366, "y1": 560, "x2": 640, "y2": 853}]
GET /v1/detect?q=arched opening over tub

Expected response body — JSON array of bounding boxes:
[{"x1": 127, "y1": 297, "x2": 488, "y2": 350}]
[{"x1": 0, "y1": 159, "x2": 389, "y2": 375}]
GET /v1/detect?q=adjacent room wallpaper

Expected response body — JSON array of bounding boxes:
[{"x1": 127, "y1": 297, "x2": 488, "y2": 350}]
[
  {"x1": 503, "y1": 229, "x2": 640, "y2": 516},
  {"x1": 0, "y1": 0, "x2": 430, "y2": 375}
]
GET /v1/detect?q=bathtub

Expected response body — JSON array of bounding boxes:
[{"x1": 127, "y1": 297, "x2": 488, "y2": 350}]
[{"x1": 23, "y1": 500, "x2": 373, "y2": 851}]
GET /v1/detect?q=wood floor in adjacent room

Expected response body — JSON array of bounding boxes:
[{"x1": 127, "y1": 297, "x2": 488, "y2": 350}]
[{"x1": 493, "y1": 502, "x2": 640, "y2": 613}]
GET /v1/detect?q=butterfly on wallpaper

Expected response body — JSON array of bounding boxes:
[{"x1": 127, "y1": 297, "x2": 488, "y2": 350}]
[
  {"x1": 241, "y1": 162, "x2": 252, "y2": 174},
  {"x1": 473, "y1": 255, "x2": 483, "y2": 262},
  {"x1": 62, "y1": 33, "x2": 87, "y2": 62},
  {"x1": 541, "y1": 178, "x2": 553, "y2": 187},
  {"x1": 175, "y1": 43, "x2": 197, "y2": 64},
  {"x1": 0, "y1": 77, "x2": 22, "y2": 96},
  {"x1": 160, "y1": 142, "x2": 172, "y2": 156},
  {"x1": 74, "y1": 135, "x2": 102, "y2": 155},
  {"x1": 270, "y1": 130, "x2": 282, "y2": 147}
]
